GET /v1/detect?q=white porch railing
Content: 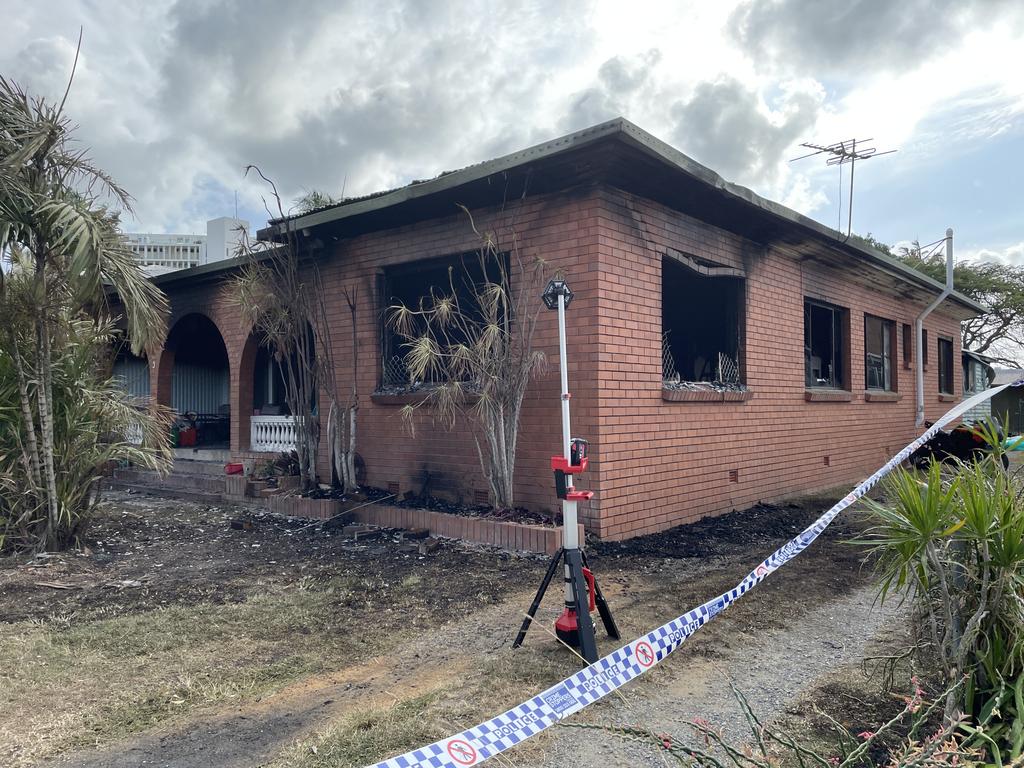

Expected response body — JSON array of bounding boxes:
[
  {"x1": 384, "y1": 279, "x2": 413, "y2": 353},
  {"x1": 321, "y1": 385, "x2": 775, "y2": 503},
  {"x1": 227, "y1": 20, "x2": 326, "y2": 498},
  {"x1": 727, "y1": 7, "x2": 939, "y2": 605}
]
[{"x1": 251, "y1": 415, "x2": 298, "y2": 453}]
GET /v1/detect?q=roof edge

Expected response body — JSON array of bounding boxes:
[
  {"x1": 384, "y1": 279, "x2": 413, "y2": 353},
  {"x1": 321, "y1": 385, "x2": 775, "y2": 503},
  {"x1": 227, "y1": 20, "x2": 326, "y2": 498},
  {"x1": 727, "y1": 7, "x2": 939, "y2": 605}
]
[
  {"x1": 257, "y1": 117, "x2": 632, "y2": 239},
  {"x1": 257, "y1": 116, "x2": 982, "y2": 316}
]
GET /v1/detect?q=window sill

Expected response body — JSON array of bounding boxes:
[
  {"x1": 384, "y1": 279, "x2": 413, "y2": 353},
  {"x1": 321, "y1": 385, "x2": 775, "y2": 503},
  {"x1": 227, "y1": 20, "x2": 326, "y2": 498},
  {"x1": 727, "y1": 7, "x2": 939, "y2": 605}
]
[
  {"x1": 804, "y1": 388, "x2": 853, "y2": 402},
  {"x1": 371, "y1": 392, "x2": 430, "y2": 406},
  {"x1": 938, "y1": 393, "x2": 957, "y2": 403},
  {"x1": 662, "y1": 387, "x2": 752, "y2": 403},
  {"x1": 371, "y1": 390, "x2": 481, "y2": 406},
  {"x1": 865, "y1": 391, "x2": 903, "y2": 403}
]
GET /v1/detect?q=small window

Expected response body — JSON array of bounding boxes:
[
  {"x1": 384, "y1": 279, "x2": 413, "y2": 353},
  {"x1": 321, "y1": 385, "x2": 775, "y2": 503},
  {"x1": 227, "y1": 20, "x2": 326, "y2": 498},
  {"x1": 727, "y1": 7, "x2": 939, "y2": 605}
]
[
  {"x1": 938, "y1": 337, "x2": 954, "y2": 394},
  {"x1": 661, "y1": 257, "x2": 744, "y2": 385},
  {"x1": 902, "y1": 323, "x2": 912, "y2": 367},
  {"x1": 804, "y1": 299, "x2": 848, "y2": 389},
  {"x1": 865, "y1": 315, "x2": 895, "y2": 391},
  {"x1": 922, "y1": 329, "x2": 929, "y2": 369}
]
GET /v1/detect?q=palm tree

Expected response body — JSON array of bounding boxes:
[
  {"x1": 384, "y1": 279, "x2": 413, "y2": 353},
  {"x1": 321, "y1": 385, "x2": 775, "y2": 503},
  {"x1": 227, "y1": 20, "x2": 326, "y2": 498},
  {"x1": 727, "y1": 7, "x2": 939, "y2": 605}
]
[{"x1": 0, "y1": 72, "x2": 170, "y2": 550}]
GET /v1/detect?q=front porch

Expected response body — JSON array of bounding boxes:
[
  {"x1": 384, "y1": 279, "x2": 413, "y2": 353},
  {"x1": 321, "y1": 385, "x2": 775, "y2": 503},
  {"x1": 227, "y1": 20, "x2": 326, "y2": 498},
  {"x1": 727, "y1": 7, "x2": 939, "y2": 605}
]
[{"x1": 116, "y1": 311, "x2": 303, "y2": 456}]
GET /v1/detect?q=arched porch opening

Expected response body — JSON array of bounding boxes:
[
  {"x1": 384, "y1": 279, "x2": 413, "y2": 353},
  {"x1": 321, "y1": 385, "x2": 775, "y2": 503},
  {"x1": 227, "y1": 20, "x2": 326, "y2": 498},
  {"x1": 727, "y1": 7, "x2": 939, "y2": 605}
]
[
  {"x1": 161, "y1": 313, "x2": 230, "y2": 449},
  {"x1": 242, "y1": 326, "x2": 317, "y2": 454}
]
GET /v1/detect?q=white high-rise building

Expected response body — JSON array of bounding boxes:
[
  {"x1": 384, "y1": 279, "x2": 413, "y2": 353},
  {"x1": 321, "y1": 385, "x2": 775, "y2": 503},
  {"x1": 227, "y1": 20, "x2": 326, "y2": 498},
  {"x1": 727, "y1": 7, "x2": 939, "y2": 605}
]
[{"x1": 124, "y1": 217, "x2": 249, "y2": 274}]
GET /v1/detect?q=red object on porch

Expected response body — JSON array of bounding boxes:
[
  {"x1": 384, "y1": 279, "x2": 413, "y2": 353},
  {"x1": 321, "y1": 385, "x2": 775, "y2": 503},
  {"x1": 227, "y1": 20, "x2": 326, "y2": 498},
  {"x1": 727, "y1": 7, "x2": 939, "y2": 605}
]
[
  {"x1": 225, "y1": 463, "x2": 244, "y2": 475},
  {"x1": 178, "y1": 426, "x2": 197, "y2": 447}
]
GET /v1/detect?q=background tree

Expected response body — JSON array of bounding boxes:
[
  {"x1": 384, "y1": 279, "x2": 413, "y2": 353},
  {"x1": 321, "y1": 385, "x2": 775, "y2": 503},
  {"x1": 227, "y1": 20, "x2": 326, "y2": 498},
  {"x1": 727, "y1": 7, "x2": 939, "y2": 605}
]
[
  {"x1": 388, "y1": 211, "x2": 547, "y2": 508},
  {"x1": 855, "y1": 234, "x2": 1024, "y2": 367},
  {"x1": 0, "y1": 72, "x2": 172, "y2": 551},
  {"x1": 894, "y1": 241, "x2": 1024, "y2": 366},
  {"x1": 232, "y1": 178, "x2": 358, "y2": 493}
]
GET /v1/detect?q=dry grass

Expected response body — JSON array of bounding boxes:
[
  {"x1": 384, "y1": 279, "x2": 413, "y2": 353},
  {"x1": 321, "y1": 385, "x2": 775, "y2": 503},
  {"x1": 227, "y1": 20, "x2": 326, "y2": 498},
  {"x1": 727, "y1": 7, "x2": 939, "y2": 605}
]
[
  {"x1": 267, "y1": 649, "x2": 573, "y2": 768},
  {"x1": 0, "y1": 579, "x2": 361, "y2": 767}
]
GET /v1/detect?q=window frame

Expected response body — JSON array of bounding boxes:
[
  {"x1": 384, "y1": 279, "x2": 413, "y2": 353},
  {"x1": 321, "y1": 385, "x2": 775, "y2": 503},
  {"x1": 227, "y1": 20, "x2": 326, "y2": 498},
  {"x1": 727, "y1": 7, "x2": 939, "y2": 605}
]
[
  {"x1": 864, "y1": 314, "x2": 896, "y2": 392},
  {"x1": 938, "y1": 336, "x2": 955, "y2": 395},
  {"x1": 378, "y1": 251, "x2": 509, "y2": 389},
  {"x1": 804, "y1": 298, "x2": 849, "y2": 390},
  {"x1": 661, "y1": 255, "x2": 746, "y2": 386}
]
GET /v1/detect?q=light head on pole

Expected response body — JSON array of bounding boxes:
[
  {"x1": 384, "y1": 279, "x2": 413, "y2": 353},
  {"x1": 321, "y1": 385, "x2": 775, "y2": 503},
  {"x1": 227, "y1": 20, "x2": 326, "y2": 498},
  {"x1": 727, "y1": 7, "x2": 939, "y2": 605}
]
[{"x1": 542, "y1": 278, "x2": 573, "y2": 310}]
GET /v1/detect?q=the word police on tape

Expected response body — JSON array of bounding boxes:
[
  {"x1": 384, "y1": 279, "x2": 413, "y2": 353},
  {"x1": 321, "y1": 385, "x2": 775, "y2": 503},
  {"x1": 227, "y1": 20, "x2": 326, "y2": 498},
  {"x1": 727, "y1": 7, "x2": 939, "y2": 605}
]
[{"x1": 367, "y1": 383, "x2": 1021, "y2": 768}]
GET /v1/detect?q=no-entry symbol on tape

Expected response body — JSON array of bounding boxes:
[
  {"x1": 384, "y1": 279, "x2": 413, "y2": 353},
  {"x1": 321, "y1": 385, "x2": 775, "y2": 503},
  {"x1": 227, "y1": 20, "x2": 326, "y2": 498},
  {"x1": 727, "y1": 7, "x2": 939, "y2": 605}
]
[
  {"x1": 634, "y1": 640, "x2": 655, "y2": 668},
  {"x1": 447, "y1": 738, "x2": 478, "y2": 765}
]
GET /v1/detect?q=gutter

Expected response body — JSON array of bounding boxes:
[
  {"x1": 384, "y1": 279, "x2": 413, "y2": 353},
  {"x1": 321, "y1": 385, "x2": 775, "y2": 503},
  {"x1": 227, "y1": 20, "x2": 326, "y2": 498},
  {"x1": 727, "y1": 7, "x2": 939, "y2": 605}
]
[{"x1": 915, "y1": 228, "x2": 954, "y2": 426}]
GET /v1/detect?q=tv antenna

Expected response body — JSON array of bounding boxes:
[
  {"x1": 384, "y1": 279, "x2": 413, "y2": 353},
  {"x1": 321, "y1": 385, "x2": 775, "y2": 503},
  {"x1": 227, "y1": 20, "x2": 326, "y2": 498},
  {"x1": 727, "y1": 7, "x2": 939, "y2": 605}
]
[{"x1": 790, "y1": 138, "x2": 896, "y2": 238}]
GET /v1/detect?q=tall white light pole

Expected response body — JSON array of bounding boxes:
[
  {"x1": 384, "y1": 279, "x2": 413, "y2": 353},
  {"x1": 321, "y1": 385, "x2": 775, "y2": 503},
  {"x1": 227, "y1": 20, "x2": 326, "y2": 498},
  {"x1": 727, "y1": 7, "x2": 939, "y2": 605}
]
[{"x1": 512, "y1": 278, "x2": 618, "y2": 664}]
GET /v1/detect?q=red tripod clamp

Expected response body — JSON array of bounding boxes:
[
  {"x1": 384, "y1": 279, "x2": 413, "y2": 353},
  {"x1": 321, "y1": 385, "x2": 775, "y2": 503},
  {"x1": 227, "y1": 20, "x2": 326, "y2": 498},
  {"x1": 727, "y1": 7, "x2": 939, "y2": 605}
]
[{"x1": 552, "y1": 439, "x2": 591, "y2": 500}]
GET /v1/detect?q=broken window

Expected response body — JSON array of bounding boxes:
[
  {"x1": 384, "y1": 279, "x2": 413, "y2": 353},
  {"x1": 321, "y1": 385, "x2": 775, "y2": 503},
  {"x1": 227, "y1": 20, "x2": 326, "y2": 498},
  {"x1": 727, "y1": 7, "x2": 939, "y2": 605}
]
[
  {"x1": 865, "y1": 315, "x2": 895, "y2": 391},
  {"x1": 804, "y1": 300, "x2": 847, "y2": 389},
  {"x1": 938, "y1": 337, "x2": 954, "y2": 394},
  {"x1": 380, "y1": 253, "x2": 503, "y2": 388},
  {"x1": 661, "y1": 256, "x2": 744, "y2": 385}
]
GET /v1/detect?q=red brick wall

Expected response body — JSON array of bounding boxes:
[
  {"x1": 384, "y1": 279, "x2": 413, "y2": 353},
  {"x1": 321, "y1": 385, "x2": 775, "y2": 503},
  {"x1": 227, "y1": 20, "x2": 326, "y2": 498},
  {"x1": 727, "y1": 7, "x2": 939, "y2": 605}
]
[
  {"x1": 590, "y1": 187, "x2": 963, "y2": 540},
  {"x1": 145, "y1": 183, "x2": 966, "y2": 541},
  {"x1": 313, "y1": 187, "x2": 603, "y2": 515}
]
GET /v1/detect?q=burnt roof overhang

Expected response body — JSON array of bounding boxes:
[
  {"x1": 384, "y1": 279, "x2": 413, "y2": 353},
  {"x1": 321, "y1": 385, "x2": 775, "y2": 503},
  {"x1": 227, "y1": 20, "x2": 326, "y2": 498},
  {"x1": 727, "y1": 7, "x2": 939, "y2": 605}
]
[{"x1": 256, "y1": 117, "x2": 982, "y2": 318}]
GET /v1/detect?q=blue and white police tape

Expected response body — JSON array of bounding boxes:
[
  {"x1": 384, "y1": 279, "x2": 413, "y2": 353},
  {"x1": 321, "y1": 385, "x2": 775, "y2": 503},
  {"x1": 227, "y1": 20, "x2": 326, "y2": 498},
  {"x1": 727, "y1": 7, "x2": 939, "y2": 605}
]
[{"x1": 368, "y1": 382, "x2": 1023, "y2": 768}]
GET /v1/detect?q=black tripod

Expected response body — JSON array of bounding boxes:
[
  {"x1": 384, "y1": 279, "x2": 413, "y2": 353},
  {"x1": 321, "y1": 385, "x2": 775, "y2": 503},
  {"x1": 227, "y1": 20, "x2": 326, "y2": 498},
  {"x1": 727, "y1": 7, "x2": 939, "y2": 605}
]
[{"x1": 512, "y1": 545, "x2": 619, "y2": 663}]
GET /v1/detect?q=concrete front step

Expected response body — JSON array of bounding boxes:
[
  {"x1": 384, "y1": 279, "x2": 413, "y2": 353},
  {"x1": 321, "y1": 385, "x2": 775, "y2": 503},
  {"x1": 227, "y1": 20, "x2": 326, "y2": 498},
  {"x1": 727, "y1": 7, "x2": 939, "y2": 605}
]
[
  {"x1": 113, "y1": 467, "x2": 227, "y2": 494},
  {"x1": 104, "y1": 479, "x2": 224, "y2": 505},
  {"x1": 169, "y1": 459, "x2": 231, "y2": 477}
]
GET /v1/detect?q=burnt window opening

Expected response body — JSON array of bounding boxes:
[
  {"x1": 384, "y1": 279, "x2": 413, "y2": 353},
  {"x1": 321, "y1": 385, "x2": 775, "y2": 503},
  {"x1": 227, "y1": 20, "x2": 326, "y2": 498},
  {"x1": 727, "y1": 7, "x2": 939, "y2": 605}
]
[
  {"x1": 902, "y1": 323, "x2": 912, "y2": 367},
  {"x1": 804, "y1": 299, "x2": 848, "y2": 389},
  {"x1": 922, "y1": 329, "x2": 929, "y2": 368},
  {"x1": 380, "y1": 252, "x2": 507, "y2": 389},
  {"x1": 938, "y1": 337, "x2": 954, "y2": 394},
  {"x1": 661, "y1": 257, "x2": 744, "y2": 386},
  {"x1": 865, "y1": 315, "x2": 896, "y2": 391}
]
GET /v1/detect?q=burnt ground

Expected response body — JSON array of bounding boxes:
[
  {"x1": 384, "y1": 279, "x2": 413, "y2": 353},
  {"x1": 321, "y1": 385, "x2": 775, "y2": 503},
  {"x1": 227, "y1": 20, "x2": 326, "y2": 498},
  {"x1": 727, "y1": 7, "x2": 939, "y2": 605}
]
[
  {"x1": 0, "y1": 495, "x2": 537, "y2": 625},
  {"x1": 0, "y1": 489, "x2": 901, "y2": 768}
]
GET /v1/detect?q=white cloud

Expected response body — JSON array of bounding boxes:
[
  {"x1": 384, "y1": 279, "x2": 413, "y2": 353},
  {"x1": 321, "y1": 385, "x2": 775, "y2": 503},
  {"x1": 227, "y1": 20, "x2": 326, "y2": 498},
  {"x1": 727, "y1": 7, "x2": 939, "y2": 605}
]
[
  {"x1": 0, "y1": 0, "x2": 1020, "y2": 259},
  {"x1": 962, "y1": 242, "x2": 1024, "y2": 267}
]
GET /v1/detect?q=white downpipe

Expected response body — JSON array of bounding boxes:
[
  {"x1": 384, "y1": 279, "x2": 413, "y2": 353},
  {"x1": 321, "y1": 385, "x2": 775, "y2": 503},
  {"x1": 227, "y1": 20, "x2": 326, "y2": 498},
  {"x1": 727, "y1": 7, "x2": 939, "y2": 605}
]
[{"x1": 915, "y1": 228, "x2": 954, "y2": 426}]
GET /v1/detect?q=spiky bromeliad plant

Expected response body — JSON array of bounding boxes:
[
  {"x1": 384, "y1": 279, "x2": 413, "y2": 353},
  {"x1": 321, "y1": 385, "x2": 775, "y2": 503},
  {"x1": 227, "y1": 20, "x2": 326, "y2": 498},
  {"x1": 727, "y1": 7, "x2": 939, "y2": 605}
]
[
  {"x1": 857, "y1": 420, "x2": 1024, "y2": 763},
  {"x1": 387, "y1": 212, "x2": 547, "y2": 509},
  {"x1": 0, "y1": 72, "x2": 172, "y2": 551}
]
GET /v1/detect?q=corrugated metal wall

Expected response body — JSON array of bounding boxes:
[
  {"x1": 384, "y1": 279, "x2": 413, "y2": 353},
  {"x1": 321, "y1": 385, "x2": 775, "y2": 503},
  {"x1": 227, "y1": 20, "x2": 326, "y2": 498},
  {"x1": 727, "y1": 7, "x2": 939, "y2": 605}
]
[
  {"x1": 112, "y1": 357, "x2": 150, "y2": 400},
  {"x1": 172, "y1": 364, "x2": 229, "y2": 414}
]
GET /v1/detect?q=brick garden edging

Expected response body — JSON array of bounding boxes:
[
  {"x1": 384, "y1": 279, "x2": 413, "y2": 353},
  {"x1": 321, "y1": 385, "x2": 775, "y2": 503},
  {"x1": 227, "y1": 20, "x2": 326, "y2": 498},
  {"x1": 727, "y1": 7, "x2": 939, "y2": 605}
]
[{"x1": 250, "y1": 493, "x2": 573, "y2": 555}]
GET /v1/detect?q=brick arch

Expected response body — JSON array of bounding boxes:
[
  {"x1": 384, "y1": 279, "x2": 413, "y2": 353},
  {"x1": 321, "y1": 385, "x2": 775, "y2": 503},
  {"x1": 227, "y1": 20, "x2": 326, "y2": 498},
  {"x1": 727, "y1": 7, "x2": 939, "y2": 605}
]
[{"x1": 153, "y1": 313, "x2": 232, "y2": 449}]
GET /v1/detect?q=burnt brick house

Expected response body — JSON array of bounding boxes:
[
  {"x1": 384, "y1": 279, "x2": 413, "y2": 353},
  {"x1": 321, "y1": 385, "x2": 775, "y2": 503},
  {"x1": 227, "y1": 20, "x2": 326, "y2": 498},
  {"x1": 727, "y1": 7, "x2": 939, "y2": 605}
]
[{"x1": 118, "y1": 118, "x2": 982, "y2": 540}]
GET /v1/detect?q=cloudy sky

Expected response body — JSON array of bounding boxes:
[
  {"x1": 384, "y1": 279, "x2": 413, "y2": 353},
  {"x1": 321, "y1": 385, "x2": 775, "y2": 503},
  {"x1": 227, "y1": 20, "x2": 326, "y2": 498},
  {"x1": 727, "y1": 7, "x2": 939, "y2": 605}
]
[{"x1": 3, "y1": 0, "x2": 1022, "y2": 263}]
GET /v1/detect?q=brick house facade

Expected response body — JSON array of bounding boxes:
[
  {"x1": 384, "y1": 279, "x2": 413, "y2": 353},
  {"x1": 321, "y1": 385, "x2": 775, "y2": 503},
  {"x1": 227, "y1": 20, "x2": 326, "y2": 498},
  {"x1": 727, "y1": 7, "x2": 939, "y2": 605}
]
[{"x1": 131, "y1": 119, "x2": 981, "y2": 540}]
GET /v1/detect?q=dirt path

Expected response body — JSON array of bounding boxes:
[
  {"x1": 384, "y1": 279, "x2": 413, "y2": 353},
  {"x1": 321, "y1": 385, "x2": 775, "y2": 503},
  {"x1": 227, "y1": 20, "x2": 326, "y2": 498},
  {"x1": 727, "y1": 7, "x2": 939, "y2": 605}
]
[{"x1": 537, "y1": 583, "x2": 901, "y2": 767}]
